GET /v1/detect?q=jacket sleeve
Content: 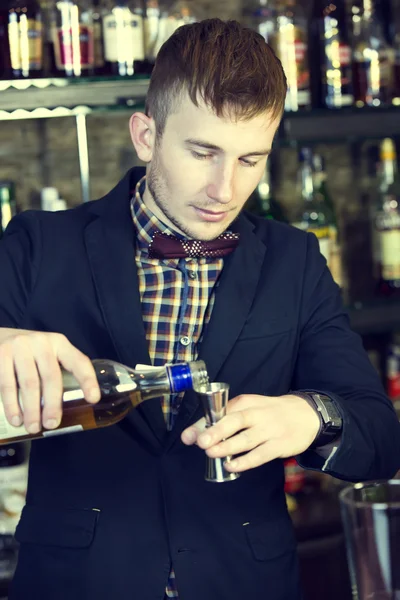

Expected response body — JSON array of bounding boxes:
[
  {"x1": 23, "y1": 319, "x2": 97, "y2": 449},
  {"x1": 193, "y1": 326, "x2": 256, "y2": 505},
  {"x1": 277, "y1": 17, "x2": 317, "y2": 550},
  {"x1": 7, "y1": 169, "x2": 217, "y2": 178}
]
[
  {"x1": 0, "y1": 212, "x2": 41, "y2": 328},
  {"x1": 292, "y1": 232, "x2": 400, "y2": 482}
]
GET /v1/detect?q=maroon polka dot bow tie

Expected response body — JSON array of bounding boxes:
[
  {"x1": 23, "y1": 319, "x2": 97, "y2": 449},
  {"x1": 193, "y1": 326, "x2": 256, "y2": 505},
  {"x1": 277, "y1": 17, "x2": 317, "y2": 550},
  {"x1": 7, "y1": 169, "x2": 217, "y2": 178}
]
[{"x1": 148, "y1": 231, "x2": 240, "y2": 259}]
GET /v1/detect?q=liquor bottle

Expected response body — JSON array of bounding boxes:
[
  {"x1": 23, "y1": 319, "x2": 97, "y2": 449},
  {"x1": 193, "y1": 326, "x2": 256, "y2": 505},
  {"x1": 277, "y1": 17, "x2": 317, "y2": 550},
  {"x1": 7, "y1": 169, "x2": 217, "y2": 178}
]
[
  {"x1": 391, "y1": 0, "x2": 400, "y2": 104},
  {"x1": 292, "y1": 148, "x2": 337, "y2": 277},
  {"x1": 0, "y1": 0, "x2": 44, "y2": 79},
  {"x1": 246, "y1": 164, "x2": 288, "y2": 222},
  {"x1": 310, "y1": 0, "x2": 354, "y2": 109},
  {"x1": 269, "y1": 0, "x2": 311, "y2": 111},
  {"x1": 0, "y1": 359, "x2": 209, "y2": 445},
  {"x1": 99, "y1": 0, "x2": 144, "y2": 77},
  {"x1": 312, "y1": 154, "x2": 345, "y2": 290},
  {"x1": 387, "y1": 332, "x2": 400, "y2": 407},
  {"x1": 0, "y1": 182, "x2": 17, "y2": 236},
  {"x1": 242, "y1": 0, "x2": 275, "y2": 41},
  {"x1": 50, "y1": 0, "x2": 95, "y2": 77},
  {"x1": 92, "y1": 0, "x2": 105, "y2": 74},
  {"x1": 373, "y1": 138, "x2": 400, "y2": 292},
  {"x1": 351, "y1": 0, "x2": 394, "y2": 106}
]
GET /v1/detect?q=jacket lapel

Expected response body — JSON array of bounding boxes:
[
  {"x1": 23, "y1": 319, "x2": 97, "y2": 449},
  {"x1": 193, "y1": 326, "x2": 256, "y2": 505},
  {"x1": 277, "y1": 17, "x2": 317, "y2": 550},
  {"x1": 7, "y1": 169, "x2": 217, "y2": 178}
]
[
  {"x1": 84, "y1": 170, "x2": 167, "y2": 447},
  {"x1": 165, "y1": 215, "x2": 267, "y2": 450}
]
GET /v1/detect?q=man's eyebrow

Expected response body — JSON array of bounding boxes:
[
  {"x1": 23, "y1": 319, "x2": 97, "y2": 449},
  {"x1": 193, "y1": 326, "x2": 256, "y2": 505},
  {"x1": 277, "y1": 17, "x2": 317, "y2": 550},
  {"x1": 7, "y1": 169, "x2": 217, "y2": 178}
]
[{"x1": 184, "y1": 138, "x2": 272, "y2": 158}]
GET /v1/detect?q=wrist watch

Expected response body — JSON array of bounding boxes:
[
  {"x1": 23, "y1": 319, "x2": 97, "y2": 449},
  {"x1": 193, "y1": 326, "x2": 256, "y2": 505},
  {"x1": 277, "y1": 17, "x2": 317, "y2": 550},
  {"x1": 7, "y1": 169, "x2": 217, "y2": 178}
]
[{"x1": 295, "y1": 392, "x2": 343, "y2": 449}]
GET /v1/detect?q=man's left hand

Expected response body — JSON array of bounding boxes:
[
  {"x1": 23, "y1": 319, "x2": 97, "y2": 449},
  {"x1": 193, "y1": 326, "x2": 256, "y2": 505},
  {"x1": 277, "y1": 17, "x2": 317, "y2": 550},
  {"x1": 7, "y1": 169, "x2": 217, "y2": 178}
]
[{"x1": 181, "y1": 394, "x2": 320, "y2": 473}]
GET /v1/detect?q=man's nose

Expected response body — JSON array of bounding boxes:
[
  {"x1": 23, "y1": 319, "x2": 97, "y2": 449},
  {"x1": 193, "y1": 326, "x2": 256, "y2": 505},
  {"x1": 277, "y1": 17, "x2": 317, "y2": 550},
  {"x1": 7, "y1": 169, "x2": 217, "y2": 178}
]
[{"x1": 207, "y1": 164, "x2": 235, "y2": 204}]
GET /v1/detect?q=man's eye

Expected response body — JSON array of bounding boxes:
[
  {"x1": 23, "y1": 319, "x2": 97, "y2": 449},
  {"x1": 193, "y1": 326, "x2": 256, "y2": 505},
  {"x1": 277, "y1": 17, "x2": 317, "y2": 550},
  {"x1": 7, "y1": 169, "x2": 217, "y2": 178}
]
[
  {"x1": 191, "y1": 150, "x2": 211, "y2": 160},
  {"x1": 241, "y1": 159, "x2": 257, "y2": 168}
]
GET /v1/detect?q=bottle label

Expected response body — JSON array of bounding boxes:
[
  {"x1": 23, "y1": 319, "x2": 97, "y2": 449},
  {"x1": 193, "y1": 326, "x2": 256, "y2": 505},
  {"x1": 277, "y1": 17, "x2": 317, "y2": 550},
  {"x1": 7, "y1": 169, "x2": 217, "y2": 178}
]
[
  {"x1": 8, "y1": 17, "x2": 43, "y2": 72},
  {"x1": 103, "y1": 10, "x2": 144, "y2": 67},
  {"x1": 54, "y1": 25, "x2": 94, "y2": 71},
  {"x1": 270, "y1": 22, "x2": 310, "y2": 108},
  {"x1": 387, "y1": 342, "x2": 400, "y2": 401},
  {"x1": 378, "y1": 229, "x2": 400, "y2": 280},
  {"x1": 324, "y1": 37, "x2": 353, "y2": 107},
  {"x1": 42, "y1": 425, "x2": 84, "y2": 437}
]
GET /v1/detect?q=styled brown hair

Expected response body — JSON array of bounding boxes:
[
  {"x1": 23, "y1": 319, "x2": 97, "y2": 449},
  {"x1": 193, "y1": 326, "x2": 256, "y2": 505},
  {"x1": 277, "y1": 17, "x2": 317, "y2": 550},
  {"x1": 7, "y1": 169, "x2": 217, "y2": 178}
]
[{"x1": 145, "y1": 18, "x2": 287, "y2": 137}]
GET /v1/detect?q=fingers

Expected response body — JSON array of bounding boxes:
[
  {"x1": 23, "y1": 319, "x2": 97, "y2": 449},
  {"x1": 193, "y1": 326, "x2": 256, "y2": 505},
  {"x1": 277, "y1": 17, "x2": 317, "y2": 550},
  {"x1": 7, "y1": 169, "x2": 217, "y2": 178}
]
[
  {"x1": 181, "y1": 417, "x2": 207, "y2": 445},
  {"x1": 224, "y1": 443, "x2": 278, "y2": 473},
  {"x1": 205, "y1": 426, "x2": 265, "y2": 459},
  {"x1": 52, "y1": 334, "x2": 100, "y2": 404},
  {"x1": 13, "y1": 336, "x2": 43, "y2": 433},
  {"x1": 0, "y1": 342, "x2": 22, "y2": 428},
  {"x1": 0, "y1": 330, "x2": 100, "y2": 434}
]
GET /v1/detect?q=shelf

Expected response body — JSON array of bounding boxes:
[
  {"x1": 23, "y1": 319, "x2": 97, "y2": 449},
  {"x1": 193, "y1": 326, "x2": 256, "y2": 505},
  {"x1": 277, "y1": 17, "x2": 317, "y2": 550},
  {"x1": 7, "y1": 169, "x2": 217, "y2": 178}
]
[
  {"x1": 347, "y1": 299, "x2": 400, "y2": 335},
  {"x1": 1, "y1": 77, "x2": 400, "y2": 139},
  {"x1": 281, "y1": 106, "x2": 400, "y2": 143},
  {"x1": 0, "y1": 76, "x2": 149, "y2": 119}
]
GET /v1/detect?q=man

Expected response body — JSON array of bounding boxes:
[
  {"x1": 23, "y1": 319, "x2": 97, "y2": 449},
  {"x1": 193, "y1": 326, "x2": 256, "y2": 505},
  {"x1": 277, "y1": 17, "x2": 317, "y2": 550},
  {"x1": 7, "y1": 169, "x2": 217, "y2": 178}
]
[{"x1": 0, "y1": 18, "x2": 399, "y2": 600}]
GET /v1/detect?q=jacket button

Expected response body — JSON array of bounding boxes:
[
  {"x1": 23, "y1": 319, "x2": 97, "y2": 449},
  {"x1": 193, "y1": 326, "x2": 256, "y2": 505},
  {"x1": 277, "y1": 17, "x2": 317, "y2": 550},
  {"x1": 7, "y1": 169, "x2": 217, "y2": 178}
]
[{"x1": 180, "y1": 336, "x2": 191, "y2": 346}]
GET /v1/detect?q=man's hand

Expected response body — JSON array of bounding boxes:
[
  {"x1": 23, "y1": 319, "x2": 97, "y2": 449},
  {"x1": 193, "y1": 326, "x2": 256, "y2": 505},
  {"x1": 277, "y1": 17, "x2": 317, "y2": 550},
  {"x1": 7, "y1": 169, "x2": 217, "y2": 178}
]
[
  {"x1": 181, "y1": 394, "x2": 320, "y2": 473},
  {"x1": 0, "y1": 328, "x2": 101, "y2": 434}
]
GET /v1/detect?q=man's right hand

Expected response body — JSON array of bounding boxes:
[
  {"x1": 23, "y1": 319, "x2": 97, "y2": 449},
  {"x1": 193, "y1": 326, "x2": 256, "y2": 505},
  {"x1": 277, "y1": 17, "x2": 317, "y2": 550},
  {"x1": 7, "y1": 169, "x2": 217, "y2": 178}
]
[{"x1": 0, "y1": 328, "x2": 101, "y2": 433}]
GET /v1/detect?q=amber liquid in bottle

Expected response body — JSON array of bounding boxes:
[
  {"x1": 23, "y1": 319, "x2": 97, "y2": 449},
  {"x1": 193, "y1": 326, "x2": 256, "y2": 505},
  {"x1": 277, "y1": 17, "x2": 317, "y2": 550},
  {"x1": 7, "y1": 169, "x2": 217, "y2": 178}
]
[{"x1": 0, "y1": 359, "x2": 209, "y2": 444}]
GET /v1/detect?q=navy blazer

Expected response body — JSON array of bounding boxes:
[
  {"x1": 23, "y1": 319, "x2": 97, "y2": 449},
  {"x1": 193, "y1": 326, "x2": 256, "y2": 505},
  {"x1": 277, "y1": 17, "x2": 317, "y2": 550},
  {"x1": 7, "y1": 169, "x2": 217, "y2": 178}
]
[{"x1": 1, "y1": 168, "x2": 399, "y2": 600}]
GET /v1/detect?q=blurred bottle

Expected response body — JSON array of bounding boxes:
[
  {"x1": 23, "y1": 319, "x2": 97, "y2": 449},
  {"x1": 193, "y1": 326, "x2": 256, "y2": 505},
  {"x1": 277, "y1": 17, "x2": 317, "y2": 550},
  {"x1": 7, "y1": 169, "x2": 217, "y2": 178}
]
[
  {"x1": 246, "y1": 164, "x2": 288, "y2": 222},
  {"x1": 312, "y1": 153, "x2": 345, "y2": 291},
  {"x1": 269, "y1": 0, "x2": 311, "y2": 111},
  {"x1": 350, "y1": 0, "x2": 394, "y2": 107},
  {"x1": 0, "y1": 182, "x2": 17, "y2": 237},
  {"x1": 50, "y1": 0, "x2": 95, "y2": 77},
  {"x1": 292, "y1": 148, "x2": 340, "y2": 285},
  {"x1": 92, "y1": 0, "x2": 105, "y2": 74},
  {"x1": 391, "y1": 0, "x2": 400, "y2": 104},
  {"x1": 387, "y1": 331, "x2": 400, "y2": 405},
  {"x1": 143, "y1": 0, "x2": 197, "y2": 72},
  {"x1": 372, "y1": 138, "x2": 400, "y2": 294},
  {"x1": 0, "y1": 0, "x2": 44, "y2": 79},
  {"x1": 309, "y1": 0, "x2": 354, "y2": 109},
  {"x1": 99, "y1": 0, "x2": 144, "y2": 76},
  {"x1": 242, "y1": 0, "x2": 275, "y2": 46}
]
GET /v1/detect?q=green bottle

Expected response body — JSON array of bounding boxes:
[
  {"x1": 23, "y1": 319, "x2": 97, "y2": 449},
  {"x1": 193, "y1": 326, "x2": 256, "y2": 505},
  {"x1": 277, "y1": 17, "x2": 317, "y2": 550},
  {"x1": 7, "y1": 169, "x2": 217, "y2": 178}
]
[
  {"x1": 293, "y1": 148, "x2": 343, "y2": 287},
  {"x1": 0, "y1": 181, "x2": 17, "y2": 237},
  {"x1": 373, "y1": 138, "x2": 400, "y2": 292},
  {"x1": 246, "y1": 164, "x2": 287, "y2": 222}
]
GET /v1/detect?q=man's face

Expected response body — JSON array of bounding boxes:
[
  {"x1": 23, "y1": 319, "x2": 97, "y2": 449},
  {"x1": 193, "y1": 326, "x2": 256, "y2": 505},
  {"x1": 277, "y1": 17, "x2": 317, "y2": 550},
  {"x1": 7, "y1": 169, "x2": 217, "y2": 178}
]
[{"x1": 144, "y1": 96, "x2": 281, "y2": 241}]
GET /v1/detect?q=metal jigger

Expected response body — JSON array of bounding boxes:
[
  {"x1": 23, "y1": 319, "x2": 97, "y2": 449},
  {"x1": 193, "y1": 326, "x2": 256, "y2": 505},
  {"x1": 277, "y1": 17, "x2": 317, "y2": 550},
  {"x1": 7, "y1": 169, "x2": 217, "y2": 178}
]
[{"x1": 196, "y1": 382, "x2": 240, "y2": 483}]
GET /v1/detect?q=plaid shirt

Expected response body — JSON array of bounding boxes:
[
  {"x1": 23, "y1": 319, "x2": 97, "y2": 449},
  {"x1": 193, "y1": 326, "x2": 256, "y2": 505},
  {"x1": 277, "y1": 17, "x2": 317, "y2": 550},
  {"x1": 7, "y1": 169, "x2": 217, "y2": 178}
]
[{"x1": 131, "y1": 177, "x2": 225, "y2": 598}]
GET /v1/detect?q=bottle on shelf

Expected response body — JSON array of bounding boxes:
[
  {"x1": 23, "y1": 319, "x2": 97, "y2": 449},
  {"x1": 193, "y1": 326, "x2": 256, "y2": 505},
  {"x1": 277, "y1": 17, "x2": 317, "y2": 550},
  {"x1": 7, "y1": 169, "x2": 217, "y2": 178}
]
[
  {"x1": 99, "y1": 0, "x2": 145, "y2": 77},
  {"x1": 0, "y1": 359, "x2": 209, "y2": 445},
  {"x1": 312, "y1": 153, "x2": 345, "y2": 291},
  {"x1": 391, "y1": 0, "x2": 400, "y2": 104},
  {"x1": 0, "y1": 0, "x2": 44, "y2": 79},
  {"x1": 143, "y1": 0, "x2": 198, "y2": 73},
  {"x1": 292, "y1": 147, "x2": 341, "y2": 286},
  {"x1": 309, "y1": 0, "x2": 354, "y2": 109},
  {"x1": 50, "y1": 0, "x2": 95, "y2": 77},
  {"x1": 269, "y1": 0, "x2": 311, "y2": 111},
  {"x1": 350, "y1": 0, "x2": 394, "y2": 107},
  {"x1": 372, "y1": 138, "x2": 400, "y2": 293},
  {"x1": 387, "y1": 331, "x2": 400, "y2": 406},
  {"x1": 92, "y1": 0, "x2": 106, "y2": 75},
  {"x1": 0, "y1": 181, "x2": 17, "y2": 237},
  {"x1": 246, "y1": 163, "x2": 288, "y2": 222}
]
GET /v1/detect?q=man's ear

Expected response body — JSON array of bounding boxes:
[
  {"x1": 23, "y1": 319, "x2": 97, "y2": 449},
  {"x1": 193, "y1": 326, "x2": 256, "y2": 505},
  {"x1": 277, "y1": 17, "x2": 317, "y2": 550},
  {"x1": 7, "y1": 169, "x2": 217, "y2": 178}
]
[{"x1": 129, "y1": 112, "x2": 156, "y2": 163}]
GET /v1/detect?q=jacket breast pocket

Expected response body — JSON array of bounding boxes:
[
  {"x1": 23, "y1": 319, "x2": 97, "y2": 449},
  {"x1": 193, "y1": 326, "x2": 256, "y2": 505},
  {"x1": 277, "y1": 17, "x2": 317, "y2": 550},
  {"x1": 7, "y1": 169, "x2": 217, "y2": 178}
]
[
  {"x1": 11, "y1": 505, "x2": 100, "y2": 600},
  {"x1": 245, "y1": 517, "x2": 297, "y2": 561},
  {"x1": 239, "y1": 315, "x2": 293, "y2": 341}
]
